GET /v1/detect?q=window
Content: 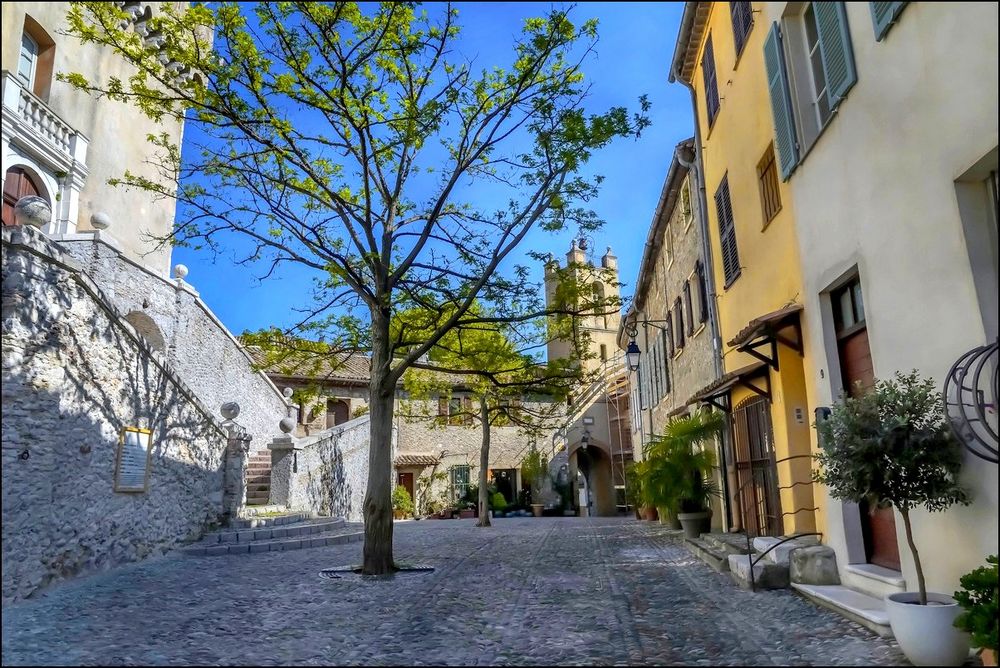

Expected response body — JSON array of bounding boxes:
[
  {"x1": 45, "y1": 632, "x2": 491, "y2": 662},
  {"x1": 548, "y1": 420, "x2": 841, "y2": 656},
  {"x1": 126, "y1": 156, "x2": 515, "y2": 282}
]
[
  {"x1": 695, "y1": 261, "x2": 710, "y2": 324},
  {"x1": 730, "y1": 1, "x2": 754, "y2": 56},
  {"x1": 675, "y1": 297, "x2": 685, "y2": 351},
  {"x1": 660, "y1": 330, "x2": 672, "y2": 394},
  {"x1": 450, "y1": 465, "x2": 470, "y2": 501},
  {"x1": 683, "y1": 281, "x2": 695, "y2": 337},
  {"x1": 600, "y1": 343, "x2": 608, "y2": 362},
  {"x1": 832, "y1": 278, "x2": 866, "y2": 335},
  {"x1": 714, "y1": 175, "x2": 742, "y2": 287},
  {"x1": 870, "y1": 2, "x2": 907, "y2": 41},
  {"x1": 681, "y1": 181, "x2": 693, "y2": 231},
  {"x1": 767, "y1": 4, "x2": 856, "y2": 165},
  {"x1": 702, "y1": 35, "x2": 721, "y2": 126},
  {"x1": 757, "y1": 142, "x2": 782, "y2": 225},
  {"x1": 17, "y1": 32, "x2": 38, "y2": 89}
]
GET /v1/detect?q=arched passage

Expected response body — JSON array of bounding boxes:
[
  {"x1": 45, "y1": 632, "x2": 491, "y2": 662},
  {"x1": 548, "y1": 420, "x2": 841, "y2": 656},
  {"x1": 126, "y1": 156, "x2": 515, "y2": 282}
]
[
  {"x1": 569, "y1": 440, "x2": 617, "y2": 517},
  {"x1": 326, "y1": 399, "x2": 350, "y2": 428},
  {"x1": 123, "y1": 311, "x2": 166, "y2": 353},
  {"x1": 3, "y1": 167, "x2": 48, "y2": 227}
]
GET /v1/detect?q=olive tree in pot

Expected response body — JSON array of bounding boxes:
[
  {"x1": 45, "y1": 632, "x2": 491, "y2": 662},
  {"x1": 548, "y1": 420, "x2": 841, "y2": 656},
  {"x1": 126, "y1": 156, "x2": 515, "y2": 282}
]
[
  {"x1": 521, "y1": 448, "x2": 549, "y2": 517},
  {"x1": 814, "y1": 371, "x2": 972, "y2": 666},
  {"x1": 644, "y1": 412, "x2": 725, "y2": 537}
]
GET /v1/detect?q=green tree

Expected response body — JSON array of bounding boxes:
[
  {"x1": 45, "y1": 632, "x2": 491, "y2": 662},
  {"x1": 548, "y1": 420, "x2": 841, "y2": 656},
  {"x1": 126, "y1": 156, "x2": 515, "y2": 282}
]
[{"x1": 64, "y1": 2, "x2": 646, "y2": 574}]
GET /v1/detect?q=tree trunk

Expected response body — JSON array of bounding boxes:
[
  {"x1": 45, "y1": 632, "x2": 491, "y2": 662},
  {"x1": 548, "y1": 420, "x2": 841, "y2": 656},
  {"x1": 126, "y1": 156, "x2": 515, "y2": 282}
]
[
  {"x1": 898, "y1": 507, "x2": 926, "y2": 605},
  {"x1": 362, "y1": 320, "x2": 395, "y2": 575},
  {"x1": 477, "y1": 395, "x2": 492, "y2": 528}
]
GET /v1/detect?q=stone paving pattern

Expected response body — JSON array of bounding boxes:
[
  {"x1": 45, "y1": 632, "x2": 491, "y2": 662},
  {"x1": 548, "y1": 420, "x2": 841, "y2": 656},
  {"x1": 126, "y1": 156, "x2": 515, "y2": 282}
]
[{"x1": 1, "y1": 518, "x2": 907, "y2": 666}]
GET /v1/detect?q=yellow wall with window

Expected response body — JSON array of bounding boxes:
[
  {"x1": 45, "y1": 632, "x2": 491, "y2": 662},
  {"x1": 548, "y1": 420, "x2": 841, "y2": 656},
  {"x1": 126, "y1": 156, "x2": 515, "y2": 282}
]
[{"x1": 676, "y1": 2, "x2": 817, "y2": 535}]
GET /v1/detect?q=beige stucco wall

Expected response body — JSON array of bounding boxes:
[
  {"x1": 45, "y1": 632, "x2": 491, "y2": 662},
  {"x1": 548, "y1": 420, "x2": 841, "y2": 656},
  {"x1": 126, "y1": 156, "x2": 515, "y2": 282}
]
[
  {"x1": 763, "y1": 1, "x2": 998, "y2": 593},
  {"x1": 2, "y1": 2, "x2": 182, "y2": 276}
]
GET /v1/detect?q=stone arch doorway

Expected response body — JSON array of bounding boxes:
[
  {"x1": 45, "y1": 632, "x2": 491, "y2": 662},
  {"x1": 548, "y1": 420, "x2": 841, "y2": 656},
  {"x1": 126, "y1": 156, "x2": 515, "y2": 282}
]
[
  {"x1": 326, "y1": 399, "x2": 349, "y2": 428},
  {"x1": 569, "y1": 441, "x2": 616, "y2": 516},
  {"x1": 3, "y1": 166, "x2": 47, "y2": 227},
  {"x1": 123, "y1": 311, "x2": 166, "y2": 353}
]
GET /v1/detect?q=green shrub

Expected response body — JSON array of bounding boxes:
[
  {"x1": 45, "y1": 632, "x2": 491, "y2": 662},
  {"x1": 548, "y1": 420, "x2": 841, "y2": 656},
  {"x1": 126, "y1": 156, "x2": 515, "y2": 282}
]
[
  {"x1": 954, "y1": 555, "x2": 998, "y2": 651},
  {"x1": 489, "y1": 491, "x2": 508, "y2": 512},
  {"x1": 392, "y1": 485, "x2": 414, "y2": 516}
]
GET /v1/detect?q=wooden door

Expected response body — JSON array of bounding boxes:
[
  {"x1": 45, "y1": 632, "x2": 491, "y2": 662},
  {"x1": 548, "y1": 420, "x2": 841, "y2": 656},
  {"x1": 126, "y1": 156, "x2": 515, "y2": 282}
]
[
  {"x1": 731, "y1": 396, "x2": 783, "y2": 537},
  {"x1": 834, "y1": 278, "x2": 900, "y2": 571},
  {"x1": 326, "y1": 399, "x2": 350, "y2": 428},
  {"x1": 3, "y1": 167, "x2": 43, "y2": 227},
  {"x1": 491, "y1": 469, "x2": 516, "y2": 503},
  {"x1": 396, "y1": 472, "x2": 414, "y2": 503}
]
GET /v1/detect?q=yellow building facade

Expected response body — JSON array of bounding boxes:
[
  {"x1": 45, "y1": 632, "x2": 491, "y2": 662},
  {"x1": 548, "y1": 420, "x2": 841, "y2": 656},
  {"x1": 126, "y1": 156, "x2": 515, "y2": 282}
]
[{"x1": 670, "y1": 2, "x2": 816, "y2": 537}]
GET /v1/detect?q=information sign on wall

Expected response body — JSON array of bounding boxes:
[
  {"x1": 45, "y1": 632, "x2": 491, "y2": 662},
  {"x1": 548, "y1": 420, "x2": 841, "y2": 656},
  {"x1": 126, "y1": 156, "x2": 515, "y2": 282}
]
[{"x1": 114, "y1": 427, "x2": 153, "y2": 492}]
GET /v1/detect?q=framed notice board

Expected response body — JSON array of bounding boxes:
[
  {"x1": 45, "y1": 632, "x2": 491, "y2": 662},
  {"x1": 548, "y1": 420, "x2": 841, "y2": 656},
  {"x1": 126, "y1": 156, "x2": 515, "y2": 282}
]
[{"x1": 114, "y1": 427, "x2": 153, "y2": 493}]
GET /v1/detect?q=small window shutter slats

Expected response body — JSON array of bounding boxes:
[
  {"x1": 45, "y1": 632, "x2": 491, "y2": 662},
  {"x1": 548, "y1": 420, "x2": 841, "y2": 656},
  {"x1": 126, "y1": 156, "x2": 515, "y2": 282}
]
[
  {"x1": 702, "y1": 35, "x2": 720, "y2": 125},
  {"x1": 815, "y1": 2, "x2": 857, "y2": 107},
  {"x1": 696, "y1": 260, "x2": 709, "y2": 324},
  {"x1": 871, "y1": 2, "x2": 907, "y2": 41},
  {"x1": 684, "y1": 280, "x2": 695, "y2": 336},
  {"x1": 667, "y1": 308, "x2": 675, "y2": 357},
  {"x1": 639, "y1": 351, "x2": 649, "y2": 410},
  {"x1": 675, "y1": 297, "x2": 685, "y2": 349},
  {"x1": 714, "y1": 175, "x2": 741, "y2": 286},
  {"x1": 730, "y1": 1, "x2": 754, "y2": 55},
  {"x1": 661, "y1": 330, "x2": 671, "y2": 393},
  {"x1": 651, "y1": 335, "x2": 661, "y2": 404},
  {"x1": 763, "y1": 23, "x2": 800, "y2": 180}
]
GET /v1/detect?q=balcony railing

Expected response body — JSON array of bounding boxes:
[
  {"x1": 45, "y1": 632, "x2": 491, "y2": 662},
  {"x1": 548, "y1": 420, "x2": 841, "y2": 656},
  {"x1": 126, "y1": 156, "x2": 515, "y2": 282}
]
[{"x1": 2, "y1": 71, "x2": 88, "y2": 170}]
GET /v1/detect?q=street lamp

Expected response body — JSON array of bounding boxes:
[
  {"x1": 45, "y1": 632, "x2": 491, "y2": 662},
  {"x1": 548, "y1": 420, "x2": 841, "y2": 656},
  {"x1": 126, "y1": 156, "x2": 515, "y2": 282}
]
[{"x1": 626, "y1": 340, "x2": 641, "y2": 372}]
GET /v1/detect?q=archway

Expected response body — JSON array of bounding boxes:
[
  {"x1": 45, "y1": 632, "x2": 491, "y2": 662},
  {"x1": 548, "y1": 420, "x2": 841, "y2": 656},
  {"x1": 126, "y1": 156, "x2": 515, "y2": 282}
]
[
  {"x1": 3, "y1": 167, "x2": 47, "y2": 227},
  {"x1": 123, "y1": 311, "x2": 166, "y2": 353},
  {"x1": 568, "y1": 440, "x2": 617, "y2": 516},
  {"x1": 326, "y1": 399, "x2": 350, "y2": 428}
]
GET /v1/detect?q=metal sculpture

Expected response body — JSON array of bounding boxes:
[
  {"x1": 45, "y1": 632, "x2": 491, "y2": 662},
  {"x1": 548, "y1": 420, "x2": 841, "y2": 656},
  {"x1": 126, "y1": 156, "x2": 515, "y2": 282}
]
[{"x1": 944, "y1": 338, "x2": 998, "y2": 463}]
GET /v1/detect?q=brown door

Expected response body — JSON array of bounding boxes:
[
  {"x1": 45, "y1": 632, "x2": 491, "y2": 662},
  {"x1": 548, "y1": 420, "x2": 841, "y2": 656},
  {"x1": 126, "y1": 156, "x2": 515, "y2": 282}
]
[
  {"x1": 396, "y1": 472, "x2": 414, "y2": 502},
  {"x1": 731, "y1": 395, "x2": 783, "y2": 537},
  {"x1": 325, "y1": 399, "x2": 350, "y2": 428},
  {"x1": 3, "y1": 167, "x2": 43, "y2": 227},
  {"x1": 834, "y1": 278, "x2": 901, "y2": 571}
]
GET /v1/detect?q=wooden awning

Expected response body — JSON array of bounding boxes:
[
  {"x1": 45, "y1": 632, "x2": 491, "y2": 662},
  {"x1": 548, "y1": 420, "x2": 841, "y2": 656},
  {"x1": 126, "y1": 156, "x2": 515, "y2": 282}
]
[
  {"x1": 687, "y1": 360, "x2": 770, "y2": 412},
  {"x1": 727, "y1": 304, "x2": 804, "y2": 371},
  {"x1": 394, "y1": 453, "x2": 439, "y2": 467}
]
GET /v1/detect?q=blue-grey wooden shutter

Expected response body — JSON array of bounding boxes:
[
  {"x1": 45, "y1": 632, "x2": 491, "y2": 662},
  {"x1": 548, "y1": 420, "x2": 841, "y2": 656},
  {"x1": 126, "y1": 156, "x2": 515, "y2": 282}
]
[
  {"x1": 763, "y1": 23, "x2": 799, "y2": 180},
  {"x1": 870, "y1": 2, "x2": 907, "y2": 41},
  {"x1": 815, "y1": 2, "x2": 857, "y2": 108},
  {"x1": 661, "y1": 330, "x2": 671, "y2": 394}
]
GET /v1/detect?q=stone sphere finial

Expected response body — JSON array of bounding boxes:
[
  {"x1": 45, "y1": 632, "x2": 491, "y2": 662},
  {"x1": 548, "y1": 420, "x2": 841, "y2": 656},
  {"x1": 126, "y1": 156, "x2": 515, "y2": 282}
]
[
  {"x1": 279, "y1": 417, "x2": 295, "y2": 434},
  {"x1": 91, "y1": 212, "x2": 111, "y2": 230},
  {"x1": 14, "y1": 196, "x2": 51, "y2": 228},
  {"x1": 173, "y1": 264, "x2": 189, "y2": 280},
  {"x1": 221, "y1": 402, "x2": 240, "y2": 420},
  {"x1": 282, "y1": 387, "x2": 294, "y2": 399}
]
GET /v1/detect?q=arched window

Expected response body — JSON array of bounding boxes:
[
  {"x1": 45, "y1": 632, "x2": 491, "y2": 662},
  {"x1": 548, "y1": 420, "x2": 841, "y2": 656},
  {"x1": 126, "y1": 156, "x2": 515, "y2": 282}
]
[
  {"x1": 592, "y1": 281, "x2": 608, "y2": 329},
  {"x1": 3, "y1": 167, "x2": 47, "y2": 227},
  {"x1": 326, "y1": 399, "x2": 350, "y2": 428},
  {"x1": 20, "y1": 15, "x2": 56, "y2": 101},
  {"x1": 123, "y1": 311, "x2": 166, "y2": 353}
]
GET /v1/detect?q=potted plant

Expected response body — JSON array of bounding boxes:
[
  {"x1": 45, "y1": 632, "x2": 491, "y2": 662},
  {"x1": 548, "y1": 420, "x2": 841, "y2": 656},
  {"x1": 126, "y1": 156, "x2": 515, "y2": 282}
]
[
  {"x1": 629, "y1": 460, "x2": 661, "y2": 522},
  {"x1": 624, "y1": 463, "x2": 642, "y2": 519},
  {"x1": 815, "y1": 371, "x2": 972, "y2": 666},
  {"x1": 954, "y1": 555, "x2": 998, "y2": 666},
  {"x1": 489, "y1": 491, "x2": 508, "y2": 517},
  {"x1": 643, "y1": 412, "x2": 724, "y2": 537},
  {"x1": 392, "y1": 485, "x2": 414, "y2": 521},
  {"x1": 521, "y1": 448, "x2": 549, "y2": 517}
]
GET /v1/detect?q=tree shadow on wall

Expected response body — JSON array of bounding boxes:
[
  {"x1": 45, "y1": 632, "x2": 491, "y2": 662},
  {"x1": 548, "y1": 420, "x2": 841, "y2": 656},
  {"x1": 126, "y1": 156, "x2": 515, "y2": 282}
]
[
  {"x1": 1, "y1": 244, "x2": 228, "y2": 603},
  {"x1": 303, "y1": 438, "x2": 353, "y2": 519}
]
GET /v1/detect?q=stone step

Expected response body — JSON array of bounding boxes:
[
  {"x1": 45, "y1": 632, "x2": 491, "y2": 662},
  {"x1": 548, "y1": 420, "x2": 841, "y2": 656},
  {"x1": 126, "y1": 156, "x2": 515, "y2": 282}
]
[
  {"x1": 246, "y1": 474, "x2": 271, "y2": 484},
  {"x1": 238, "y1": 504, "x2": 291, "y2": 518},
  {"x1": 752, "y1": 535, "x2": 819, "y2": 565},
  {"x1": 204, "y1": 517, "x2": 347, "y2": 544},
  {"x1": 791, "y1": 583, "x2": 892, "y2": 638},
  {"x1": 701, "y1": 532, "x2": 753, "y2": 556},
  {"x1": 247, "y1": 462, "x2": 271, "y2": 470},
  {"x1": 728, "y1": 553, "x2": 790, "y2": 590},
  {"x1": 842, "y1": 563, "x2": 907, "y2": 600},
  {"x1": 184, "y1": 527, "x2": 363, "y2": 556},
  {"x1": 230, "y1": 511, "x2": 313, "y2": 529},
  {"x1": 246, "y1": 496, "x2": 271, "y2": 506},
  {"x1": 685, "y1": 537, "x2": 730, "y2": 572},
  {"x1": 246, "y1": 483, "x2": 271, "y2": 492}
]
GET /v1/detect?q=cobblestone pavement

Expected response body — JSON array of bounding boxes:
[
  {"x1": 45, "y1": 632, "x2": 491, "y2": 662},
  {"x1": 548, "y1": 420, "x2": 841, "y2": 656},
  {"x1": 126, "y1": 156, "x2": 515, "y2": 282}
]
[{"x1": 2, "y1": 518, "x2": 908, "y2": 666}]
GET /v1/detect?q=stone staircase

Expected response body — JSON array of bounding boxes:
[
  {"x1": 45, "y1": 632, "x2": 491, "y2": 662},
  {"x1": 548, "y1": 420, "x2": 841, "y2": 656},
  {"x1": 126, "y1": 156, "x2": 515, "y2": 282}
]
[
  {"x1": 685, "y1": 532, "x2": 899, "y2": 638},
  {"x1": 183, "y1": 515, "x2": 363, "y2": 556},
  {"x1": 245, "y1": 451, "x2": 272, "y2": 506}
]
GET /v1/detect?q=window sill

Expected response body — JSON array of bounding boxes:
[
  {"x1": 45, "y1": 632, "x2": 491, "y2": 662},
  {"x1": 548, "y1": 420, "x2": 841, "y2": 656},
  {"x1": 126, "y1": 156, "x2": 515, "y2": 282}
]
[
  {"x1": 723, "y1": 270, "x2": 742, "y2": 291},
  {"x1": 673, "y1": 348, "x2": 684, "y2": 360}
]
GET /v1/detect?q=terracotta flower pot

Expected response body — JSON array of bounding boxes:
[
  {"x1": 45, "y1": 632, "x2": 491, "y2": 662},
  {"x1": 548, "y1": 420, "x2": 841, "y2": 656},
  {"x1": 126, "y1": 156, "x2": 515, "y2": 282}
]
[
  {"x1": 531, "y1": 504, "x2": 544, "y2": 517},
  {"x1": 640, "y1": 506, "x2": 658, "y2": 521},
  {"x1": 981, "y1": 648, "x2": 997, "y2": 667}
]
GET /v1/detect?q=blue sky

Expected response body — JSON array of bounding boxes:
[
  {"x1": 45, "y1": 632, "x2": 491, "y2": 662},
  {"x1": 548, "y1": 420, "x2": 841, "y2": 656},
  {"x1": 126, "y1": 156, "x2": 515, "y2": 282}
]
[{"x1": 172, "y1": 2, "x2": 692, "y2": 336}]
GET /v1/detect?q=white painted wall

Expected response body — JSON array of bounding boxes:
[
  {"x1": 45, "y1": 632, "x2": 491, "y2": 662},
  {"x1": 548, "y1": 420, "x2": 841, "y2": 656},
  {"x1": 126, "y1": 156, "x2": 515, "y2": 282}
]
[{"x1": 764, "y1": 1, "x2": 998, "y2": 594}]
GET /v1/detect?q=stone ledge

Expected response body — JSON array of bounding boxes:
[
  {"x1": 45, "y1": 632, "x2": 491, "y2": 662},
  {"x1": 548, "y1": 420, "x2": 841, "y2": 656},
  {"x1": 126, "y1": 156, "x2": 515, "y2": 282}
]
[
  {"x1": 685, "y1": 537, "x2": 730, "y2": 572},
  {"x1": 844, "y1": 563, "x2": 905, "y2": 588},
  {"x1": 791, "y1": 583, "x2": 893, "y2": 637},
  {"x1": 183, "y1": 530, "x2": 362, "y2": 556}
]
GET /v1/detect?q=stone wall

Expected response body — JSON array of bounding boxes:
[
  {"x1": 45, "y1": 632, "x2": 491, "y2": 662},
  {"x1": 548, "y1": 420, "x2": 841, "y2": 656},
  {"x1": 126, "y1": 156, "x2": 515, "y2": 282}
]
[
  {"x1": 269, "y1": 416, "x2": 375, "y2": 522},
  {"x1": 58, "y1": 234, "x2": 290, "y2": 453},
  {"x1": 1, "y1": 226, "x2": 227, "y2": 604}
]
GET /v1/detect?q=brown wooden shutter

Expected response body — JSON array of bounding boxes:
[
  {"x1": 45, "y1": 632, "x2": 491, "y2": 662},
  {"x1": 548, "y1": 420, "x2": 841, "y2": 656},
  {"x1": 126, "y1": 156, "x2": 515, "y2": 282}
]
[
  {"x1": 696, "y1": 261, "x2": 709, "y2": 324},
  {"x1": 702, "y1": 35, "x2": 720, "y2": 125},
  {"x1": 714, "y1": 175, "x2": 741, "y2": 287},
  {"x1": 666, "y1": 308, "x2": 675, "y2": 357},
  {"x1": 463, "y1": 396, "x2": 474, "y2": 426}
]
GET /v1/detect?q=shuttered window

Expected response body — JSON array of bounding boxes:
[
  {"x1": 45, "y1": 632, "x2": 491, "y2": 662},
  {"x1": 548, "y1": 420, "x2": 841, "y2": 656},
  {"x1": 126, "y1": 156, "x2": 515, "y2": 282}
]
[
  {"x1": 666, "y1": 308, "x2": 676, "y2": 358},
  {"x1": 638, "y1": 350, "x2": 648, "y2": 410},
  {"x1": 730, "y1": 2, "x2": 754, "y2": 56},
  {"x1": 763, "y1": 23, "x2": 799, "y2": 180},
  {"x1": 651, "y1": 333, "x2": 661, "y2": 405},
  {"x1": 870, "y1": 2, "x2": 907, "y2": 41},
  {"x1": 714, "y1": 175, "x2": 742, "y2": 287},
  {"x1": 661, "y1": 330, "x2": 672, "y2": 394},
  {"x1": 702, "y1": 35, "x2": 721, "y2": 126},
  {"x1": 684, "y1": 280, "x2": 695, "y2": 337},
  {"x1": 757, "y1": 142, "x2": 782, "y2": 224},
  {"x1": 675, "y1": 296, "x2": 685, "y2": 350},
  {"x1": 696, "y1": 260, "x2": 709, "y2": 324},
  {"x1": 813, "y1": 2, "x2": 857, "y2": 109}
]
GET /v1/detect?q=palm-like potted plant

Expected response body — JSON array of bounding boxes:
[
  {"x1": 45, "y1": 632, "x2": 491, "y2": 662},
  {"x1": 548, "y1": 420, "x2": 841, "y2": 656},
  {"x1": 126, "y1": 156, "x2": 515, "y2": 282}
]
[
  {"x1": 520, "y1": 448, "x2": 549, "y2": 517},
  {"x1": 954, "y1": 555, "x2": 998, "y2": 666},
  {"x1": 643, "y1": 412, "x2": 724, "y2": 537},
  {"x1": 629, "y1": 459, "x2": 659, "y2": 521},
  {"x1": 814, "y1": 371, "x2": 972, "y2": 666}
]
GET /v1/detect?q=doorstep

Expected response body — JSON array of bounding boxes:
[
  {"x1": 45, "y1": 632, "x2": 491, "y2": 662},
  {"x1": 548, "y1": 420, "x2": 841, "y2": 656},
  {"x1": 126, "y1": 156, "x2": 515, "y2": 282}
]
[
  {"x1": 791, "y1": 583, "x2": 893, "y2": 638},
  {"x1": 842, "y1": 563, "x2": 906, "y2": 600}
]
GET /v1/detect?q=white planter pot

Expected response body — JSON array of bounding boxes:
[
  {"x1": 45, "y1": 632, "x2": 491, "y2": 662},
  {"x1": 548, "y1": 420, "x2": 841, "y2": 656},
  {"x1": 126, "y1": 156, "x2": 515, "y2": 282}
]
[{"x1": 885, "y1": 592, "x2": 970, "y2": 666}]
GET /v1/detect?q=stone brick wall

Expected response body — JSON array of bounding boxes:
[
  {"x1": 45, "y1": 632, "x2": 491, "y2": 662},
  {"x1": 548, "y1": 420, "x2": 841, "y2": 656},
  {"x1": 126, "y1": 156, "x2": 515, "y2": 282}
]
[
  {"x1": 58, "y1": 235, "x2": 291, "y2": 452},
  {"x1": 269, "y1": 416, "x2": 376, "y2": 522},
  {"x1": 1, "y1": 226, "x2": 227, "y2": 604}
]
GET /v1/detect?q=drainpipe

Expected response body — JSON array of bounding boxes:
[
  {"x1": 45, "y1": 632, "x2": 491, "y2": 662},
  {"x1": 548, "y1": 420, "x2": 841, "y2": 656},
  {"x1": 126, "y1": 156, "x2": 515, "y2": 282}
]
[{"x1": 672, "y1": 59, "x2": 735, "y2": 532}]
